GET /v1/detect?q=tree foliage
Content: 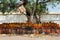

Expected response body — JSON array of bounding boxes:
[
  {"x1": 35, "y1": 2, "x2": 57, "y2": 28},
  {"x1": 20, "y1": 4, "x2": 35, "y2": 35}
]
[
  {"x1": 23, "y1": 0, "x2": 60, "y2": 23},
  {"x1": 0, "y1": 0, "x2": 60, "y2": 14},
  {"x1": 0, "y1": 0, "x2": 17, "y2": 14}
]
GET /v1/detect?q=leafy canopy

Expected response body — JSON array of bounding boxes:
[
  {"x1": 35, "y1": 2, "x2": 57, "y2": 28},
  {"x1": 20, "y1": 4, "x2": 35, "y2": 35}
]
[{"x1": 0, "y1": 0, "x2": 60, "y2": 14}]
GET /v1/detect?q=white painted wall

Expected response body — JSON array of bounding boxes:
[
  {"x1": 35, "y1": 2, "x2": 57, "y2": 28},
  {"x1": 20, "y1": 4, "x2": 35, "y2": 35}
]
[
  {"x1": 0, "y1": 14, "x2": 28, "y2": 24},
  {"x1": 41, "y1": 14, "x2": 60, "y2": 26}
]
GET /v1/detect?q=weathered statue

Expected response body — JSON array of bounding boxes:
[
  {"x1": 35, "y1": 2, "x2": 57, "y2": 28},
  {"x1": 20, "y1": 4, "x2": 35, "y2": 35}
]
[{"x1": 16, "y1": 1, "x2": 26, "y2": 15}]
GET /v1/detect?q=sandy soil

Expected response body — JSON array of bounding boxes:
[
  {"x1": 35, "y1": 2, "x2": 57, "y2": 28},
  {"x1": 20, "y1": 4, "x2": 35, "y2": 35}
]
[{"x1": 0, "y1": 34, "x2": 60, "y2": 40}]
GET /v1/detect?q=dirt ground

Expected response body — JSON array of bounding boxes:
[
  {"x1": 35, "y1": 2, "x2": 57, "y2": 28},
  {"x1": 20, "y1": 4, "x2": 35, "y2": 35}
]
[{"x1": 0, "y1": 34, "x2": 60, "y2": 40}]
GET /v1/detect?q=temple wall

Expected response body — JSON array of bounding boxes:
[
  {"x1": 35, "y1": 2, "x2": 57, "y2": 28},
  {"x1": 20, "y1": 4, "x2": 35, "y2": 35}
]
[
  {"x1": 41, "y1": 14, "x2": 60, "y2": 26},
  {"x1": 0, "y1": 14, "x2": 60, "y2": 24},
  {"x1": 0, "y1": 14, "x2": 28, "y2": 24}
]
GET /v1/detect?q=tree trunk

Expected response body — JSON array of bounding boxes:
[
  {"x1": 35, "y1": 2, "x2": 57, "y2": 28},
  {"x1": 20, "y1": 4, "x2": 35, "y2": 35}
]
[
  {"x1": 32, "y1": 0, "x2": 39, "y2": 23},
  {"x1": 39, "y1": 15, "x2": 41, "y2": 23}
]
